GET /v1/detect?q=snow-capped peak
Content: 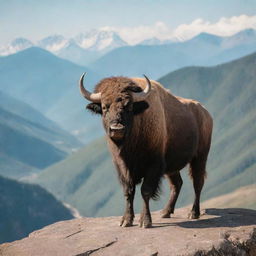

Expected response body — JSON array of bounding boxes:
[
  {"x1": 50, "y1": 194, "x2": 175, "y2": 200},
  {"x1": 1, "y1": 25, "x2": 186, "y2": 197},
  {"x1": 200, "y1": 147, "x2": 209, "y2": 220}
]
[
  {"x1": 37, "y1": 35, "x2": 69, "y2": 52},
  {"x1": 0, "y1": 38, "x2": 34, "y2": 56},
  {"x1": 75, "y1": 29, "x2": 127, "y2": 51},
  {"x1": 0, "y1": 30, "x2": 128, "y2": 57}
]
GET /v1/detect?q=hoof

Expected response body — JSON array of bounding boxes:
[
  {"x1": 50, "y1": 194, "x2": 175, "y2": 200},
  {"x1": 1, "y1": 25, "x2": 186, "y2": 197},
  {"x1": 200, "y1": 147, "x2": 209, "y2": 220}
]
[
  {"x1": 139, "y1": 211, "x2": 152, "y2": 228},
  {"x1": 188, "y1": 211, "x2": 200, "y2": 219},
  {"x1": 161, "y1": 212, "x2": 171, "y2": 218},
  {"x1": 139, "y1": 221, "x2": 152, "y2": 228},
  {"x1": 139, "y1": 217, "x2": 152, "y2": 228},
  {"x1": 143, "y1": 222, "x2": 152, "y2": 228},
  {"x1": 119, "y1": 216, "x2": 133, "y2": 227},
  {"x1": 161, "y1": 208, "x2": 172, "y2": 218},
  {"x1": 121, "y1": 221, "x2": 133, "y2": 227}
]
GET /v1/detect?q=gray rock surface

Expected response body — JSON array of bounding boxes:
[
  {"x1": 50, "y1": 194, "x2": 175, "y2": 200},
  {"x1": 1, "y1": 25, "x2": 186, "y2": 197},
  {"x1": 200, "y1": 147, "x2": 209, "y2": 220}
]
[{"x1": 1, "y1": 208, "x2": 256, "y2": 256}]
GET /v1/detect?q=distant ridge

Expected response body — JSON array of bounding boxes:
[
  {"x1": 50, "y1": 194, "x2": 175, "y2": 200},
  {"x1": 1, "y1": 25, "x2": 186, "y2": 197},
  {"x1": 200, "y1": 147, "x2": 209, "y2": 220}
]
[
  {"x1": 90, "y1": 29, "x2": 256, "y2": 79},
  {"x1": 1, "y1": 29, "x2": 256, "y2": 68}
]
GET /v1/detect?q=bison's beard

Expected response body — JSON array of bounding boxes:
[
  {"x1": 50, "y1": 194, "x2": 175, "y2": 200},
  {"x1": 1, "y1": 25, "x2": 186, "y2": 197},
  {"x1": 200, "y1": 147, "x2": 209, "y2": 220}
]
[{"x1": 110, "y1": 130, "x2": 125, "y2": 141}]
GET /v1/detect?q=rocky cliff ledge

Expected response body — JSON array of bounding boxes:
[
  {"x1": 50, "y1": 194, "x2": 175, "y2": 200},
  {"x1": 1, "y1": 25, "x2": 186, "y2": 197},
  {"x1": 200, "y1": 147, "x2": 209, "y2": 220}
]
[{"x1": 1, "y1": 208, "x2": 256, "y2": 256}]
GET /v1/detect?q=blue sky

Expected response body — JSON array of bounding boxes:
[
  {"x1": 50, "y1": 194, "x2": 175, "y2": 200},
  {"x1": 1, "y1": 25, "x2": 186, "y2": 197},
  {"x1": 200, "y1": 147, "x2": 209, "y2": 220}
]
[{"x1": 1, "y1": 0, "x2": 256, "y2": 44}]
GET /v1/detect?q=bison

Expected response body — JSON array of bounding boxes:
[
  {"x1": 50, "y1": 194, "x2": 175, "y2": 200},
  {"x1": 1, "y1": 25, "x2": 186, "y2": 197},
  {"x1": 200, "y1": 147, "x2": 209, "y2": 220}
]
[{"x1": 79, "y1": 73, "x2": 213, "y2": 228}]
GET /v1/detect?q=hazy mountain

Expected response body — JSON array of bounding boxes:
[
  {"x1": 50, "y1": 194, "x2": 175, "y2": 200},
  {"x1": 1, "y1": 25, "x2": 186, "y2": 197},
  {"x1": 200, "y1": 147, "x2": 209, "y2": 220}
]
[
  {"x1": 0, "y1": 47, "x2": 102, "y2": 143},
  {"x1": 0, "y1": 47, "x2": 87, "y2": 112},
  {"x1": 0, "y1": 91, "x2": 81, "y2": 149},
  {"x1": 56, "y1": 40, "x2": 101, "y2": 66},
  {"x1": 138, "y1": 37, "x2": 174, "y2": 46},
  {"x1": 33, "y1": 52, "x2": 256, "y2": 217},
  {"x1": 138, "y1": 37, "x2": 166, "y2": 46},
  {"x1": 0, "y1": 38, "x2": 34, "y2": 56},
  {"x1": 0, "y1": 89, "x2": 82, "y2": 153},
  {"x1": 139, "y1": 29, "x2": 256, "y2": 48},
  {"x1": 90, "y1": 30, "x2": 256, "y2": 79},
  {"x1": 0, "y1": 107, "x2": 65, "y2": 178},
  {"x1": 221, "y1": 28, "x2": 256, "y2": 48},
  {"x1": 90, "y1": 44, "x2": 191, "y2": 79},
  {"x1": 0, "y1": 175, "x2": 73, "y2": 243},
  {"x1": 0, "y1": 90, "x2": 83, "y2": 179}
]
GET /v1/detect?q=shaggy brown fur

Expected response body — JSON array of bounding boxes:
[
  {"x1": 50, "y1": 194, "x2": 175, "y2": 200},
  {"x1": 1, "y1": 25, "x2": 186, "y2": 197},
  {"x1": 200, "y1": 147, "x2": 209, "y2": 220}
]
[{"x1": 86, "y1": 76, "x2": 213, "y2": 228}]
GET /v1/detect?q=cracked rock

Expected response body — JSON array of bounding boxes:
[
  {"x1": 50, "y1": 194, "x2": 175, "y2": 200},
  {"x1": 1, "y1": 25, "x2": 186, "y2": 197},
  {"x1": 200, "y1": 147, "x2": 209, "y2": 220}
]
[{"x1": 0, "y1": 208, "x2": 255, "y2": 256}]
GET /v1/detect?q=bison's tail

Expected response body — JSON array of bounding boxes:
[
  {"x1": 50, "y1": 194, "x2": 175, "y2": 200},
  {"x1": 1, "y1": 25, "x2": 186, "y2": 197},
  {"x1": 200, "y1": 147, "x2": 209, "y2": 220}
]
[{"x1": 150, "y1": 176, "x2": 163, "y2": 200}]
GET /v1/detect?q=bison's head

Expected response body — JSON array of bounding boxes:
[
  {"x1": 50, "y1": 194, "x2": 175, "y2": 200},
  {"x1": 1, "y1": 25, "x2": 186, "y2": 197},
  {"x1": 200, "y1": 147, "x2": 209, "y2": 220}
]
[{"x1": 79, "y1": 74, "x2": 151, "y2": 143}]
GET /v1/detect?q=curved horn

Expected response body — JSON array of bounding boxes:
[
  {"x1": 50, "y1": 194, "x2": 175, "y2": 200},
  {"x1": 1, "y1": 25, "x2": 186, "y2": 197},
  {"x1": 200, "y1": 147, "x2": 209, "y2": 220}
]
[
  {"x1": 79, "y1": 73, "x2": 101, "y2": 103},
  {"x1": 132, "y1": 74, "x2": 152, "y2": 102}
]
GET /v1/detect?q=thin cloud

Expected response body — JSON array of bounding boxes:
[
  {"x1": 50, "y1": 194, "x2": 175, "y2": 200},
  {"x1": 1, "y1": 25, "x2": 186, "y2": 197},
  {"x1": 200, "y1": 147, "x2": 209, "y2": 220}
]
[
  {"x1": 100, "y1": 15, "x2": 256, "y2": 44},
  {"x1": 101, "y1": 22, "x2": 172, "y2": 45},
  {"x1": 174, "y1": 15, "x2": 256, "y2": 40}
]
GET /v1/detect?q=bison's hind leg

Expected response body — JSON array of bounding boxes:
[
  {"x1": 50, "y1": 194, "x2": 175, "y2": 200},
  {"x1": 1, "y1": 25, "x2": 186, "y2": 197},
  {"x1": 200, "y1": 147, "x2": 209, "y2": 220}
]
[
  {"x1": 188, "y1": 155, "x2": 207, "y2": 219},
  {"x1": 161, "y1": 172, "x2": 183, "y2": 218}
]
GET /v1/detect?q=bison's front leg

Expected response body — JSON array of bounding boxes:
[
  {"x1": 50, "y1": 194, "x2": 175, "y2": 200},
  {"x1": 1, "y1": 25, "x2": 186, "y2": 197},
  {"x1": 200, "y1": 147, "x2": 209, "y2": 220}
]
[
  {"x1": 140, "y1": 166, "x2": 162, "y2": 228},
  {"x1": 120, "y1": 184, "x2": 135, "y2": 227},
  {"x1": 140, "y1": 183, "x2": 152, "y2": 228}
]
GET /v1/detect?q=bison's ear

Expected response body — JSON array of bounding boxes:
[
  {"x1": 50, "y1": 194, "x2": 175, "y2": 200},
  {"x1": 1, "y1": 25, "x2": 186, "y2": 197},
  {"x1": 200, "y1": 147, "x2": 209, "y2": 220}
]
[
  {"x1": 133, "y1": 101, "x2": 149, "y2": 115},
  {"x1": 86, "y1": 103, "x2": 102, "y2": 115}
]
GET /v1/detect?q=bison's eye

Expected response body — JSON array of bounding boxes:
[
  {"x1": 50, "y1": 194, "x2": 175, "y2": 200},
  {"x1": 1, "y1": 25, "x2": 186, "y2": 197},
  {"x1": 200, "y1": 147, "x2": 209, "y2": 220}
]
[{"x1": 102, "y1": 104, "x2": 110, "y2": 112}]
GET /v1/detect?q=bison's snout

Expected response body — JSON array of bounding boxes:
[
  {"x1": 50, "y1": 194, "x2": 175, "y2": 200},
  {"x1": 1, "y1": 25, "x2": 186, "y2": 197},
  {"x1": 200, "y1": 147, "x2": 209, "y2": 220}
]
[{"x1": 109, "y1": 123, "x2": 125, "y2": 141}]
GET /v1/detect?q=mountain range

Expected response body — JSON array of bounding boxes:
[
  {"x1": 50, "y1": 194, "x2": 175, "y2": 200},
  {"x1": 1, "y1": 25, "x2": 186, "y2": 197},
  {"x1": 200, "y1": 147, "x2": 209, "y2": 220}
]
[
  {"x1": 0, "y1": 30, "x2": 128, "y2": 66},
  {"x1": 90, "y1": 29, "x2": 256, "y2": 79},
  {"x1": 31, "y1": 52, "x2": 256, "y2": 217},
  {"x1": 1, "y1": 29, "x2": 256, "y2": 69}
]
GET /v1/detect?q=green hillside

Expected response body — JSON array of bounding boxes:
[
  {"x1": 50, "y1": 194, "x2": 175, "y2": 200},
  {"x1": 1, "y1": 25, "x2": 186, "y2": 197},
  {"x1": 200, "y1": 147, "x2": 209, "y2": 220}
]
[
  {"x1": 201, "y1": 184, "x2": 256, "y2": 210},
  {"x1": 0, "y1": 175, "x2": 73, "y2": 243},
  {"x1": 33, "y1": 52, "x2": 256, "y2": 217}
]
